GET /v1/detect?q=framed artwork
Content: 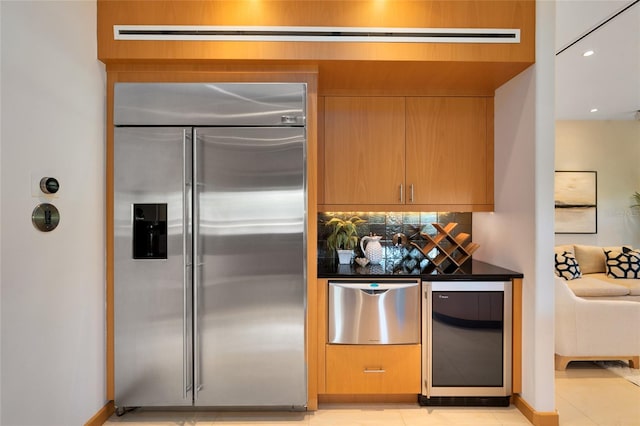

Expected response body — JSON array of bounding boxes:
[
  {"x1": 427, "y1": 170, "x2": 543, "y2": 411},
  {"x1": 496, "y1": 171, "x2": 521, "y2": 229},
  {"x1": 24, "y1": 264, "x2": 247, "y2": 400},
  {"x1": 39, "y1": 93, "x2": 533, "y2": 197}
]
[{"x1": 554, "y1": 171, "x2": 597, "y2": 234}]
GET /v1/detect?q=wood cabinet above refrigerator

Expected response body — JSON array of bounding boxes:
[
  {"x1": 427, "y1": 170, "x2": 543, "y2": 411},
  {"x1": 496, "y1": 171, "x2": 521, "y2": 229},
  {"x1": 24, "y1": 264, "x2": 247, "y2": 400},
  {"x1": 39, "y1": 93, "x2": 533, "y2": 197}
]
[
  {"x1": 320, "y1": 96, "x2": 494, "y2": 212},
  {"x1": 97, "y1": 0, "x2": 535, "y2": 96}
]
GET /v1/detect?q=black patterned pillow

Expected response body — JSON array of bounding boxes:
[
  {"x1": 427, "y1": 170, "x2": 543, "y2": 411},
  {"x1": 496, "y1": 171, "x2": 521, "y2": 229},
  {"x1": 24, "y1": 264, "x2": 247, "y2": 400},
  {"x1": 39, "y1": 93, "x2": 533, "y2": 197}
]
[
  {"x1": 605, "y1": 249, "x2": 640, "y2": 278},
  {"x1": 555, "y1": 251, "x2": 582, "y2": 280}
]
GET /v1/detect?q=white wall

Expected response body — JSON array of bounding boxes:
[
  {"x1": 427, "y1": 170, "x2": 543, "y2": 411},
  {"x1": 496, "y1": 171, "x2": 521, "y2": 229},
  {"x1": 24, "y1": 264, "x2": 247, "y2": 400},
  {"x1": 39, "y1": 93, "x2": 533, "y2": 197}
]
[
  {"x1": 473, "y1": 0, "x2": 557, "y2": 413},
  {"x1": 0, "y1": 2, "x2": 106, "y2": 425},
  {"x1": 0, "y1": 2, "x2": 3, "y2": 422},
  {"x1": 555, "y1": 120, "x2": 640, "y2": 248}
]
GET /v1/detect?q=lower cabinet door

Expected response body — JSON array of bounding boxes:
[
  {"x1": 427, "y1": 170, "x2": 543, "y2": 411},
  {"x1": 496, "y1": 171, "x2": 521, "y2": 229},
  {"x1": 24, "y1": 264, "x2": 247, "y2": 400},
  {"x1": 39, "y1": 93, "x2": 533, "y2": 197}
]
[{"x1": 325, "y1": 344, "x2": 421, "y2": 394}]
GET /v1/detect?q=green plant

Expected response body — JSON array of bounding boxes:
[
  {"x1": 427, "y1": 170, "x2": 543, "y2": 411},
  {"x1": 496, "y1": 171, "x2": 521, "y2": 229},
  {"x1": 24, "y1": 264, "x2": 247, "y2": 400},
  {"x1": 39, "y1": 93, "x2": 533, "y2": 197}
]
[
  {"x1": 632, "y1": 192, "x2": 640, "y2": 208},
  {"x1": 325, "y1": 216, "x2": 365, "y2": 252}
]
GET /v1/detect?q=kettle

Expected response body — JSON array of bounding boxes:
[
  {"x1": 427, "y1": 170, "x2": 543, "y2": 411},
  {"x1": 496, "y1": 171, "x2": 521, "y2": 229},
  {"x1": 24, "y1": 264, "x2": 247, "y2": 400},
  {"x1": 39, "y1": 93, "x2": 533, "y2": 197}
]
[{"x1": 360, "y1": 234, "x2": 383, "y2": 265}]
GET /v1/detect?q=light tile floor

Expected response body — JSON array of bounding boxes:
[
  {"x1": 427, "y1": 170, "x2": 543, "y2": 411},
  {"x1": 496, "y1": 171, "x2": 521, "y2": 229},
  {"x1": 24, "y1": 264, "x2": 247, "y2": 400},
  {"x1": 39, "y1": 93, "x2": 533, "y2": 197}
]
[
  {"x1": 104, "y1": 404, "x2": 531, "y2": 426},
  {"x1": 105, "y1": 362, "x2": 640, "y2": 426},
  {"x1": 555, "y1": 361, "x2": 640, "y2": 426}
]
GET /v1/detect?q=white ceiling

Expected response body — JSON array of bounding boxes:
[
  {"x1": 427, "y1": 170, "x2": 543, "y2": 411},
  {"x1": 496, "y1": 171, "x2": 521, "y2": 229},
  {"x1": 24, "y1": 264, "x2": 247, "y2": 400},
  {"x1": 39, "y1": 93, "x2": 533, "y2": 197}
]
[{"x1": 555, "y1": 0, "x2": 640, "y2": 120}]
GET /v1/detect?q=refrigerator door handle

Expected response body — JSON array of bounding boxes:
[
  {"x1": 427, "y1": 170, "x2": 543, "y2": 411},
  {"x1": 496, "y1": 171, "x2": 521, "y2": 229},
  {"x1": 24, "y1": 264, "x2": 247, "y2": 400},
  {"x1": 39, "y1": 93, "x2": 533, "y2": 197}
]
[
  {"x1": 182, "y1": 129, "x2": 193, "y2": 399},
  {"x1": 183, "y1": 131, "x2": 188, "y2": 398},
  {"x1": 193, "y1": 129, "x2": 202, "y2": 399}
]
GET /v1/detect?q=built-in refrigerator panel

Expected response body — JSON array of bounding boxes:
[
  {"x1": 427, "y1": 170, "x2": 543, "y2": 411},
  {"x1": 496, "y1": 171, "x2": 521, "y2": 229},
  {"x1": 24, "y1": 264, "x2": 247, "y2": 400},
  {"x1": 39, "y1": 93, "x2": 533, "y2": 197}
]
[
  {"x1": 114, "y1": 127, "x2": 193, "y2": 407},
  {"x1": 194, "y1": 127, "x2": 306, "y2": 406}
]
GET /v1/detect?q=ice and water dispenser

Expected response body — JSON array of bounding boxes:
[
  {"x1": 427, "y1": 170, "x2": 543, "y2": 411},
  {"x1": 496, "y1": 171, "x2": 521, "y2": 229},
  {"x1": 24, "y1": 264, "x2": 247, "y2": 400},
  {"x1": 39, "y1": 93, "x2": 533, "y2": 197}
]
[{"x1": 132, "y1": 203, "x2": 167, "y2": 259}]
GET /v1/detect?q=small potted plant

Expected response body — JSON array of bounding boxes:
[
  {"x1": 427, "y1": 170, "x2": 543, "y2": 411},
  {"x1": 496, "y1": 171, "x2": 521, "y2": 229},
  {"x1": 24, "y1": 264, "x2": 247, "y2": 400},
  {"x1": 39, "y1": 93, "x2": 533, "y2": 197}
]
[
  {"x1": 325, "y1": 216, "x2": 365, "y2": 264},
  {"x1": 632, "y1": 191, "x2": 640, "y2": 208}
]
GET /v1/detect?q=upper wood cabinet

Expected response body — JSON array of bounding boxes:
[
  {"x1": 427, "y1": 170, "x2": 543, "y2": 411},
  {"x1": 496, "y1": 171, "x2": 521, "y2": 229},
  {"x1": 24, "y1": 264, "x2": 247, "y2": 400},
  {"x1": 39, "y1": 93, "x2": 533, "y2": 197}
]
[
  {"x1": 324, "y1": 97, "x2": 405, "y2": 205},
  {"x1": 321, "y1": 96, "x2": 494, "y2": 212},
  {"x1": 406, "y1": 97, "x2": 493, "y2": 208}
]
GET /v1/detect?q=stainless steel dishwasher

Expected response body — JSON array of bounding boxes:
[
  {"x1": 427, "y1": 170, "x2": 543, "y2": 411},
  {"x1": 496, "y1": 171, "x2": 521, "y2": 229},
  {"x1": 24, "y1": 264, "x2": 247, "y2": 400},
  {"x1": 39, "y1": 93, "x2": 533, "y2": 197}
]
[{"x1": 328, "y1": 279, "x2": 420, "y2": 344}]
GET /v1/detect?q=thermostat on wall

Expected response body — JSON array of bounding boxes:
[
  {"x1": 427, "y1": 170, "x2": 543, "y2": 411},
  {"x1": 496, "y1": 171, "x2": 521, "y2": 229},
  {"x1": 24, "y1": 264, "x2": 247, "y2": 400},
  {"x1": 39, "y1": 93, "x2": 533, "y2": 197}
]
[
  {"x1": 31, "y1": 172, "x2": 60, "y2": 198},
  {"x1": 39, "y1": 177, "x2": 59, "y2": 194}
]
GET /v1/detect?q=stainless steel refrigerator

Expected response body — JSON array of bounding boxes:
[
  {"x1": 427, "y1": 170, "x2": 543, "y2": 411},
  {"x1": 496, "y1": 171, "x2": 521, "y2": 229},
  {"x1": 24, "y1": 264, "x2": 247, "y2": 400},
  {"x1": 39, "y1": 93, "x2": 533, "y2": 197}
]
[{"x1": 113, "y1": 83, "x2": 307, "y2": 409}]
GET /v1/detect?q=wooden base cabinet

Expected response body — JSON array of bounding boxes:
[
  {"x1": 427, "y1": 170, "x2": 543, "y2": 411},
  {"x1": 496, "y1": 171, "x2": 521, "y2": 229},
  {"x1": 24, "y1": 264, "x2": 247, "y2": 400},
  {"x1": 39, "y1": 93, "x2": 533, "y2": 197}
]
[{"x1": 325, "y1": 344, "x2": 421, "y2": 394}]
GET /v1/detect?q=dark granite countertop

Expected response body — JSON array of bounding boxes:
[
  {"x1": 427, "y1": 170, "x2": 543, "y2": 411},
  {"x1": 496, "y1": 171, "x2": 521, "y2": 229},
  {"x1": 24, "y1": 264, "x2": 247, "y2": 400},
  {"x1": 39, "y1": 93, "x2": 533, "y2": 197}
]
[{"x1": 318, "y1": 259, "x2": 523, "y2": 281}]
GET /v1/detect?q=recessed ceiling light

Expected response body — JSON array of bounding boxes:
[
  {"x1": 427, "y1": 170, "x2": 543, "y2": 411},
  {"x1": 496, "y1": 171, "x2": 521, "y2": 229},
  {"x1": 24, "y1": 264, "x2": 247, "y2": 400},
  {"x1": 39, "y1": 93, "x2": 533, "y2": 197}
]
[
  {"x1": 590, "y1": 108, "x2": 598, "y2": 113},
  {"x1": 583, "y1": 50, "x2": 595, "y2": 57}
]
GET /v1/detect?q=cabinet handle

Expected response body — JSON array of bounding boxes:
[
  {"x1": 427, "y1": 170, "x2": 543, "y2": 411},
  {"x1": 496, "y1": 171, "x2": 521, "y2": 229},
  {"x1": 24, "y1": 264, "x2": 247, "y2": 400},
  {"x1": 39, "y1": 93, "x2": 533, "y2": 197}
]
[
  {"x1": 363, "y1": 368, "x2": 386, "y2": 373},
  {"x1": 410, "y1": 184, "x2": 414, "y2": 203},
  {"x1": 399, "y1": 184, "x2": 404, "y2": 203}
]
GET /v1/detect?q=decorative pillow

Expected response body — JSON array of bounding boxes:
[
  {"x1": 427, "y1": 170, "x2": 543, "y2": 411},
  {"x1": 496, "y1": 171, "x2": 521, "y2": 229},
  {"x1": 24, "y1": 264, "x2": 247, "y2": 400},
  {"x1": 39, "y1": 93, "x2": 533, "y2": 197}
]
[
  {"x1": 573, "y1": 245, "x2": 632, "y2": 274},
  {"x1": 573, "y1": 244, "x2": 606, "y2": 274},
  {"x1": 605, "y1": 249, "x2": 640, "y2": 278},
  {"x1": 554, "y1": 251, "x2": 582, "y2": 280}
]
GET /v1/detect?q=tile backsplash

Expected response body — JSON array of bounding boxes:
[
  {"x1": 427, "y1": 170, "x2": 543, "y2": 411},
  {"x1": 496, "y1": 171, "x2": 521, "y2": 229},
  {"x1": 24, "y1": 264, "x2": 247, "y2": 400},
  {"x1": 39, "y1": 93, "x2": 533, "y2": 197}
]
[{"x1": 317, "y1": 211, "x2": 472, "y2": 266}]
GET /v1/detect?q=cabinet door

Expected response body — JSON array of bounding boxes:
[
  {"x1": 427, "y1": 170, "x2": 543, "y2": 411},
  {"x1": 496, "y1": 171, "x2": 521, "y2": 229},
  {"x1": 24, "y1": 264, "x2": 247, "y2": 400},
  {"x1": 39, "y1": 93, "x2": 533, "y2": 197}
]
[
  {"x1": 325, "y1": 344, "x2": 421, "y2": 394},
  {"x1": 406, "y1": 97, "x2": 489, "y2": 206},
  {"x1": 324, "y1": 97, "x2": 405, "y2": 205}
]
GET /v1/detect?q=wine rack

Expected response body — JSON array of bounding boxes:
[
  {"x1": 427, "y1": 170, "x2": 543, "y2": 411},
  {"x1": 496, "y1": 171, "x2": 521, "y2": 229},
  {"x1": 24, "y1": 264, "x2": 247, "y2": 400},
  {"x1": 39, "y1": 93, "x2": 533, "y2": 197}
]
[{"x1": 410, "y1": 222, "x2": 479, "y2": 273}]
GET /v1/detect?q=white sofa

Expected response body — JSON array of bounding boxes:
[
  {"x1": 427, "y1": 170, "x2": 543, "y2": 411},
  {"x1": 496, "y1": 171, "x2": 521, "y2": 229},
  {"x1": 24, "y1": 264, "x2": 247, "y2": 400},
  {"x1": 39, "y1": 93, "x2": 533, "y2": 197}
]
[
  {"x1": 554, "y1": 244, "x2": 640, "y2": 302},
  {"x1": 555, "y1": 276, "x2": 640, "y2": 370}
]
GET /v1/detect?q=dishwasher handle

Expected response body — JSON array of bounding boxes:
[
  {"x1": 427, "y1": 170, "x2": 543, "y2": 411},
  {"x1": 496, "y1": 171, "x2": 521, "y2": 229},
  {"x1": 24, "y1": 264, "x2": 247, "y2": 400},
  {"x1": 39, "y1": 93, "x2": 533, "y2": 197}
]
[{"x1": 329, "y1": 282, "x2": 418, "y2": 291}]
